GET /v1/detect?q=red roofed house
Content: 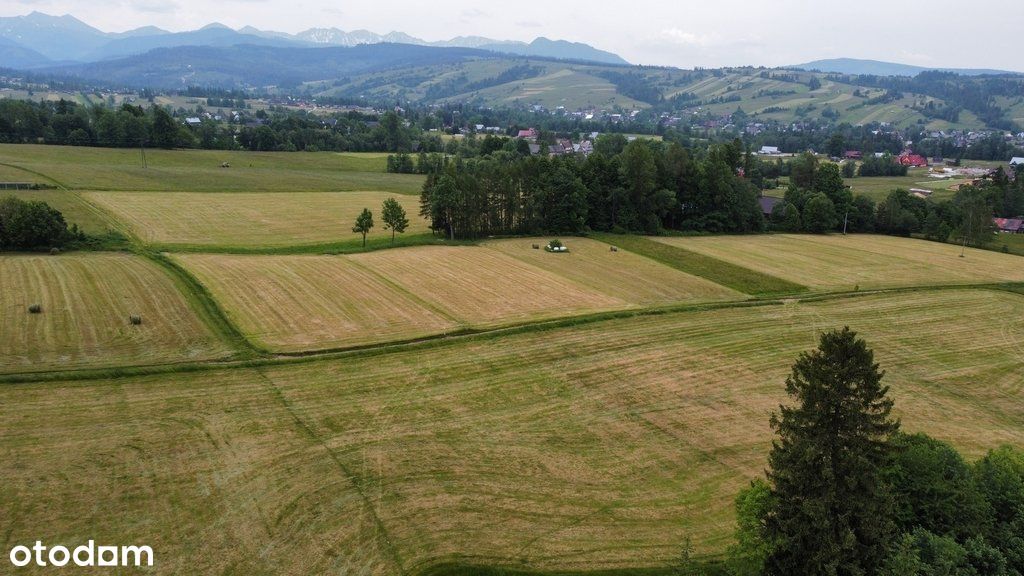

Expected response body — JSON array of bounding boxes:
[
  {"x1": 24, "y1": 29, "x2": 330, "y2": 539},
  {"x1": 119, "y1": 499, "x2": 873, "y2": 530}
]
[
  {"x1": 843, "y1": 150, "x2": 863, "y2": 160},
  {"x1": 898, "y1": 151, "x2": 929, "y2": 167},
  {"x1": 517, "y1": 128, "x2": 539, "y2": 140},
  {"x1": 994, "y1": 218, "x2": 1024, "y2": 234}
]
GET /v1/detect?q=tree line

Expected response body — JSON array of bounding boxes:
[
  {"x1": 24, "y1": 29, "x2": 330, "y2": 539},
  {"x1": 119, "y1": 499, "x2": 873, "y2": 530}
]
[
  {"x1": 417, "y1": 138, "x2": 766, "y2": 239},
  {"x1": 412, "y1": 138, "x2": 1018, "y2": 242},
  {"x1": 0, "y1": 98, "x2": 429, "y2": 153}
]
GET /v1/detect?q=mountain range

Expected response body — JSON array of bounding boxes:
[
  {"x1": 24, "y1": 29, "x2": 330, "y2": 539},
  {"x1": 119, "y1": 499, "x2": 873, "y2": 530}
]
[
  {"x1": 793, "y1": 58, "x2": 1019, "y2": 77},
  {"x1": 0, "y1": 11, "x2": 629, "y2": 68}
]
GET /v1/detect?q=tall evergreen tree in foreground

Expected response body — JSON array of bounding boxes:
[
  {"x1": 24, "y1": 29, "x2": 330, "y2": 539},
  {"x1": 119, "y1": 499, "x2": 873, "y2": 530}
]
[{"x1": 765, "y1": 327, "x2": 900, "y2": 576}]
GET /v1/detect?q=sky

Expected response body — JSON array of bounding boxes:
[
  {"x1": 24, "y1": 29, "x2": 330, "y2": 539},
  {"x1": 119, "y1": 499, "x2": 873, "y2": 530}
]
[{"x1": 3, "y1": 0, "x2": 1023, "y2": 70}]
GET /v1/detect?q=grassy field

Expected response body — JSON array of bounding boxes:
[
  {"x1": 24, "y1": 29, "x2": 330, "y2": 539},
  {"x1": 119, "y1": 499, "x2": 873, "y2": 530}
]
[
  {"x1": 0, "y1": 253, "x2": 232, "y2": 373},
  {"x1": 175, "y1": 254, "x2": 461, "y2": 352},
  {"x1": 656, "y1": 234, "x2": 1024, "y2": 291},
  {"x1": 992, "y1": 233, "x2": 1024, "y2": 257},
  {"x1": 351, "y1": 246, "x2": 631, "y2": 327},
  {"x1": 485, "y1": 237, "x2": 742, "y2": 305},
  {"x1": 0, "y1": 144, "x2": 424, "y2": 194},
  {"x1": 84, "y1": 191, "x2": 429, "y2": 248},
  {"x1": 2, "y1": 289, "x2": 1021, "y2": 574},
  {"x1": 592, "y1": 234, "x2": 806, "y2": 296},
  {"x1": 844, "y1": 172, "x2": 967, "y2": 202},
  {"x1": 174, "y1": 241, "x2": 746, "y2": 353}
]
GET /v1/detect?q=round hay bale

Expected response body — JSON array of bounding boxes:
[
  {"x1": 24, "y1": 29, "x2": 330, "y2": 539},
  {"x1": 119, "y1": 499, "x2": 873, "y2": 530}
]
[
  {"x1": 532, "y1": 244, "x2": 540, "y2": 249},
  {"x1": 28, "y1": 304, "x2": 42, "y2": 314},
  {"x1": 50, "y1": 247, "x2": 61, "y2": 255},
  {"x1": 129, "y1": 314, "x2": 143, "y2": 326},
  {"x1": 610, "y1": 246, "x2": 618, "y2": 252}
]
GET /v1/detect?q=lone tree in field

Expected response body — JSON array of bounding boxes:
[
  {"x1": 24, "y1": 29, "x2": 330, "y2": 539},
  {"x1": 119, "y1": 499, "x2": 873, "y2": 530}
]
[
  {"x1": 352, "y1": 208, "x2": 374, "y2": 247},
  {"x1": 381, "y1": 197, "x2": 409, "y2": 244},
  {"x1": 765, "y1": 327, "x2": 900, "y2": 576}
]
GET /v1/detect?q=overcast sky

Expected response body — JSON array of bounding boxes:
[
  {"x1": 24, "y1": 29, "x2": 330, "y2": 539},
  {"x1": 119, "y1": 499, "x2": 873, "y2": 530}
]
[{"x1": 4, "y1": 0, "x2": 1023, "y2": 70}]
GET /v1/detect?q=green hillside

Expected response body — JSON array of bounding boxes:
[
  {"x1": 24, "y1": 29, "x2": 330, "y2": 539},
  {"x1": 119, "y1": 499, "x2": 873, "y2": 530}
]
[{"x1": 309, "y1": 61, "x2": 1006, "y2": 131}]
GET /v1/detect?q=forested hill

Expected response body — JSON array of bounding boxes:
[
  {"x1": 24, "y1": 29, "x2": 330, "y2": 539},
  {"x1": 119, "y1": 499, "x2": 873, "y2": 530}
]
[
  {"x1": 15, "y1": 42, "x2": 1024, "y2": 133},
  {"x1": 793, "y1": 58, "x2": 1019, "y2": 77},
  {"x1": 40, "y1": 43, "x2": 500, "y2": 90}
]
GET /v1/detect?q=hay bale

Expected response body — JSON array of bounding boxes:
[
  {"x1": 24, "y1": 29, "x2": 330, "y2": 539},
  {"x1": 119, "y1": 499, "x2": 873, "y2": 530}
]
[
  {"x1": 129, "y1": 315, "x2": 143, "y2": 326},
  {"x1": 532, "y1": 244, "x2": 540, "y2": 249},
  {"x1": 50, "y1": 247, "x2": 60, "y2": 255},
  {"x1": 28, "y1": 304, "x2": 42, "y2": 314},
  {"x1": 610, "y1": 246, "x2": 618, "y2": 252}
]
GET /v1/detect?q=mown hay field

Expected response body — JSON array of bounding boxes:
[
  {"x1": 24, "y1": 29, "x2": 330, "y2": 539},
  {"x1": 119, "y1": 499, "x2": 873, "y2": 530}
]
[
  {"x1": 350, "y1": 246, "x2": 631, "y2": 328},
  {"x1": 0, "y1": 253, "x2": 232, "y2": 373},
  {"x1": 657, "y1": 234, "x2": 1024, "y2": 290},
  {"x1": 484, "y1": 237, "x2": 743, "y2": 305},
  {"x1": 2, "y1": 289, "x2": 1021, "y2": 574},
  {"x1": 84, "y1": 191, "x2": 429, "y2": 248},
  {"x1": 175, "y1": 254, "x2": 460, "y2": 352},
  {"x1": 175, "y1": 243, "x2": 745, "y2": 353},
  {"x1": 0, "y1": 144, "x2": 425, "y2": 193}
]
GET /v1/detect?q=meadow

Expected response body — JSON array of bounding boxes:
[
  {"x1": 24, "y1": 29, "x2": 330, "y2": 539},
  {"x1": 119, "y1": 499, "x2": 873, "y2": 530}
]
[
  {"x1": 174, "y1": 240, "x2": 744, "y2": 352},
  {"x1": 174, "y1": 253, "x2": 461, "y2": 352},
  {"x1": 349, "y1": 246, "x2": 631, "y2": 328},
  {"x1": 843, "y1": 171, "x2": 967, "y2": 202},
  {"x1": 2, "y1": 289, "x2": 1021, "y2": 574},
  {"x1": 85, "y1": 191, "x2": 429, "y2": 248},
  {"x1": 656, "y1": 234, "x2": 1024, "y2": 291},
  {"x1": 0, "y1": 144, "x2": 424, "y2": 193},
  {"x1": 2, "y1": 143, "x2": 1024, "y2": 575},
  {"x1": 0, "y1": 252, "x2": 232, "y2": 373},
  {"x1": 484, "y1": 237, "x2": 743, "y2": 305}
]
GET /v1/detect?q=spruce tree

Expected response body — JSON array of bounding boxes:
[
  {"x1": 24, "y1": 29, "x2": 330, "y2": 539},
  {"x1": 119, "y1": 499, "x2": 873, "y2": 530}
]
[{"x1": 765, "y1": 327, "x2": 900, "y2": 576}]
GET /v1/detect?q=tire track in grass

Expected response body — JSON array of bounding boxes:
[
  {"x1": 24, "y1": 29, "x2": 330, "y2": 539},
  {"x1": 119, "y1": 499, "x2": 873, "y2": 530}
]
[{"x1": 254, "y1": 367, "x2": 407, "y2": 575}]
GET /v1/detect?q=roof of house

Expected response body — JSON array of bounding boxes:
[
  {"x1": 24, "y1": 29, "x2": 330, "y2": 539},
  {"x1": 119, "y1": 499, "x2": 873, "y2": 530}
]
[
  {"x1": 759, "y1": 146, "x2": 780, "y2": 154},
  {"x1": 758, "y1": 195, "x2": 785, "y2": 215},
  {"x1": 1010, "y1": 157, "x2": 1024, "y2": 166},
  {"x1": 994, "y1": 218, "x2": 1023, "y2": 231}
]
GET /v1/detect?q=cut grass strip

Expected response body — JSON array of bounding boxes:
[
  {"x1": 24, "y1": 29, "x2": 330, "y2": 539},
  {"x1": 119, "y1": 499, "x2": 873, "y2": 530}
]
[
  {"x1": 591, "y1": 234, "x2": 806, "y2": 296},
  {"x1": 140, "y1": 251, "x2": 264, "y2": 358}
]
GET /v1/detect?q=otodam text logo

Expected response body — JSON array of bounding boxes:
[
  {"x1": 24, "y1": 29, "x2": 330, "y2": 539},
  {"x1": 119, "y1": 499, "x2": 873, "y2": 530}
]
[{"x1": 8, "y1": 540, "x2": 153, "y2": 568}]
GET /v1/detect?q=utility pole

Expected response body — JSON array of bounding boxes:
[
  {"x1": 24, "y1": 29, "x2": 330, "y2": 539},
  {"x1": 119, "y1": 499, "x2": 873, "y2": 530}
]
[{"x1": 842, "y1": 210, "x2": 849, "y2": 235}]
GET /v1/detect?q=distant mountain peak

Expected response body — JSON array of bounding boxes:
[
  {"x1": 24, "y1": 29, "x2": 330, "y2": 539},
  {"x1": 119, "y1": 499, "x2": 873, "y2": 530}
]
[{"x1": 0, "y1": 11, "x2": 630, "y2": 68}]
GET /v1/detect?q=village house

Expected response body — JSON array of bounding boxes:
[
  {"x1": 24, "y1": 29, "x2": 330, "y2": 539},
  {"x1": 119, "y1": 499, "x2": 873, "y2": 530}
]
[
  {"x1": 993, "y1": 218, "x2": 1024, "y2": 234},
  {"x1": 517, "y1": 128, "x2": 539, "y2": 140},
  {"x1": 843, "y1": 150, "x2": 863, "y2": 160},
  {"x1": 758, "y1": 195, "x2": 785, "y2": 217},
  {"x1": 1010, "y1": 157, "x2": 1024, "y2": 167},
  {"x1": 759, "y1": 146, "x2": 781, "y2": 156},
  {"x1": 898, "y1": 151, "x2": 929, "y2": 168}
]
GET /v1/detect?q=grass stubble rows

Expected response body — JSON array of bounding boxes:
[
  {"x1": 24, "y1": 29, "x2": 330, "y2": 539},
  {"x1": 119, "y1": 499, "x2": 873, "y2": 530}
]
[{"x1": 1, "y1": 290, "x2": 1021, "y2": 575}]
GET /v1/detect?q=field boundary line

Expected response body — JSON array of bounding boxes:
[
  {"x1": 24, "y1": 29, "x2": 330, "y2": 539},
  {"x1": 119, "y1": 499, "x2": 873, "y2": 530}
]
[{"x1": 254, "y1": 367, "x2": 407, "y2": 575}]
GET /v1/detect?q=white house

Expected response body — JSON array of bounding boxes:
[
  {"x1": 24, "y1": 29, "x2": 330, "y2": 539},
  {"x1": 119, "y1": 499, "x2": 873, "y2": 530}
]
[
  {"x1": 758, "y1": 146, "x2": 780, "y2": 155},
  {"x1": 1010, "y1": 157, "x2": 1024, "y2": 167}
]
